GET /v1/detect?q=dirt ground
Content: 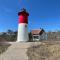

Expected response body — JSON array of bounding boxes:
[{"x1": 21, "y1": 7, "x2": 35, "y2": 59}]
[{"x1": 0, "y1": 41, "x2": 60, "y2": 60}]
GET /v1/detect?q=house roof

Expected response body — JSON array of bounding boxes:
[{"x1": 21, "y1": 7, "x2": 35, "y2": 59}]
[{"x1": 31, "y1": 29, "x2": 44, "y2": 35}]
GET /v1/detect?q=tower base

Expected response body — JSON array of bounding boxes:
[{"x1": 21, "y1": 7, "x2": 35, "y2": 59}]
[{"x1": 17, "y1": 23, "x2": 29, "y2": 42}]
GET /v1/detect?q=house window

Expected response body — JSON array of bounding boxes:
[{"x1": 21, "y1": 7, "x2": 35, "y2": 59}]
[
  {"x1": 33, "y1": 35, "x2": 40, "y2": 41},
  {"x1": 33, "y1": 36, "x2": 39, "y2": 39}
]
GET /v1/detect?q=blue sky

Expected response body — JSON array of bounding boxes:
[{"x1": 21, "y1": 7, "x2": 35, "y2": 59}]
[{"x1": 0, "y1": 0, "x2": 60, "y2": 32}]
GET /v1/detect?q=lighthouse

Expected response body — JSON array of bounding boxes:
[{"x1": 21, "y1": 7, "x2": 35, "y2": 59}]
[{"x1": 17, "y1": 8, "x2": 29, "y2": 42}]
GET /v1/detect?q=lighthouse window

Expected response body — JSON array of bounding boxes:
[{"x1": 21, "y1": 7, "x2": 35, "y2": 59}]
[{"x1": 25, "y1": 25, "x2": 27, "y2": 27}]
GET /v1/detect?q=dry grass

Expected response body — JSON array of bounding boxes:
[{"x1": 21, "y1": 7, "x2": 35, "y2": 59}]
[
  {"x1": 27, "y1": 41, "x2": 60, "y2": 60},
  {"x1": 0, "y1": 44, "x2": 11, "y2": 54}
]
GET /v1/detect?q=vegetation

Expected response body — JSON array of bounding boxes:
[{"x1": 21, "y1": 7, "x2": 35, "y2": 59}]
[
  {"x1": 0, "y1": 29, "x2": 17, "y2": 42},
  {"x1": 29, "y1": 32, "x2": 33, "y2": 42},
  {"x1": 27, "y1": 41, "x2": 60, "y2": 60},
  {"x1": 0, "y1": 29, "x2": 60, "y2": 42},
  {"x1": 0, "y1": 45, "x2": 11, "y2": 54}
]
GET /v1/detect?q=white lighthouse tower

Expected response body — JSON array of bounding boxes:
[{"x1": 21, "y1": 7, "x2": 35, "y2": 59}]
[{"x1": 17, "y1": 8, "x2": 29, "y2": 42}]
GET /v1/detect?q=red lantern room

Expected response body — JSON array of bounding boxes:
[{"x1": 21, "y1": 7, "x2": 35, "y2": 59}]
[{"x1": 18, "y1": 8, "x2": 29, "y2": 24}]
